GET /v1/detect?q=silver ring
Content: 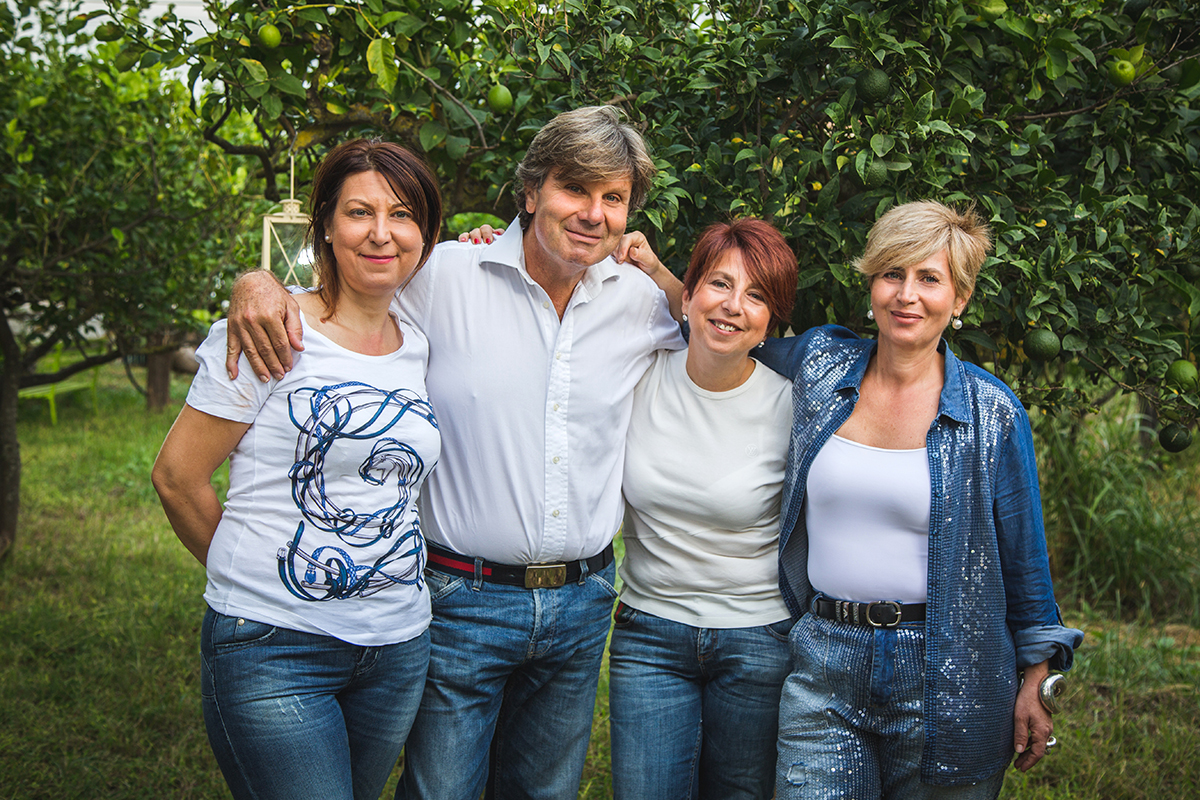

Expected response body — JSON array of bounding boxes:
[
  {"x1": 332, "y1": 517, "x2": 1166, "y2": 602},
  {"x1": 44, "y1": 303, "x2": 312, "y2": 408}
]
[{"x1": 1045, "y1": 736, "x2": 1057, "y2": 749}]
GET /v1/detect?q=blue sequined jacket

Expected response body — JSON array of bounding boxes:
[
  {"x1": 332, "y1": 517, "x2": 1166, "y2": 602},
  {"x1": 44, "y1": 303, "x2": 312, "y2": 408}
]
[{"x1": 759, "y1": 325, "x2": 1084, "y2": 785}]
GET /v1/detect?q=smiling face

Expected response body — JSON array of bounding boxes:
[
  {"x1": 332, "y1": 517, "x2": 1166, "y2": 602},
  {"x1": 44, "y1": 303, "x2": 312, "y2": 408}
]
[
  {"x1": 870, "y1": 248, "x2": 970, "y2": 353},
  {"x1": 326, "y1": 170, "x2": 425, "y2": 300},
  {"x1": 522, "y1": 168, "x2": 632, "y2": 279},
  {"x1": 683, "y1": 249, "x2": 773, "y2": 361}
]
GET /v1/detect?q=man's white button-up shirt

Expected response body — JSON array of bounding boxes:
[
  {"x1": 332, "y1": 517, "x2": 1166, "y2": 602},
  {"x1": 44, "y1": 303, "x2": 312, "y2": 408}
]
[{"x1": 397, "y1": 218, "x2": 685, "y2": 564}]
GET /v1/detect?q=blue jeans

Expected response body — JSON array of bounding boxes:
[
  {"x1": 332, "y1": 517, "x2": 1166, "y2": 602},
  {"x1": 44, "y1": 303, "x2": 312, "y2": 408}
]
[
  {"x1": 396, "y1": 560, "x2": 619, "y2": 800},
  {"x1": 200, "y1": 607, "x2": 429, "y2": 800},
  {"x1": 608, "y1": 604, "x2": 793, "y2": 800},
  {"x1": 776, "y1": 613, "x2": 1006, "y2": 800}
]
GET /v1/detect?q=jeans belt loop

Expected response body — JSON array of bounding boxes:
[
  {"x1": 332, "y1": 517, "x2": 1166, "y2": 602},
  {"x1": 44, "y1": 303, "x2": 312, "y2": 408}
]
[{"x1": 472, "y1": 556, "x2": 484, "y2": 591}]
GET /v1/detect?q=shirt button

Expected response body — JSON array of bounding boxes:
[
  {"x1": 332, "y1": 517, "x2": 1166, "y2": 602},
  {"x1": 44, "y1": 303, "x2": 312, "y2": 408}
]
[
  {"x1": 555, "y1": 352, "x2": 561, "y2": 360},
  {"x1": 553, "y1": 456, "x2": 561, "y2": 464},
  {"x1": 553, "y1": 403, "x2": 560, "y2": 411},
  {"x1": 543, "y1": 301, "x2": 550, "y2": 309},
  {"x1": 552, "y1": 509, "x2": 560, "y2": 517}
]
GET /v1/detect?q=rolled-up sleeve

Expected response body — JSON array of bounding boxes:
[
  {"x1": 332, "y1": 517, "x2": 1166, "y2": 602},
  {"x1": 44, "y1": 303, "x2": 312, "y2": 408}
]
[{"x1": 993, "y1": 405, "x2": 1084, "y2": 670}]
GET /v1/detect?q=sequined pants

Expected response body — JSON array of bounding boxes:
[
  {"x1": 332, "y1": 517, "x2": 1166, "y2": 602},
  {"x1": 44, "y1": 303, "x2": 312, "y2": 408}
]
[{"x1": 776, "y1": 613, "x2": 1005, "y2": 800}]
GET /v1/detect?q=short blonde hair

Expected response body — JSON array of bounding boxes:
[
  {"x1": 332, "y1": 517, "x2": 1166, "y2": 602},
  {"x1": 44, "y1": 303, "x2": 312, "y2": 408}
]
[{"x1": 854, "y1": 200, "x2": 992, "y2": 301}]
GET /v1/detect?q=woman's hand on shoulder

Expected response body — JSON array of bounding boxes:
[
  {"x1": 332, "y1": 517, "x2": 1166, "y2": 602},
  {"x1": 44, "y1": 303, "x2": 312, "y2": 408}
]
[
  {"x1": 1012, "y1": 660, "x2": 1054, "y2": 772},
  {"x1": 457, "y1": 225, "x2": 504, "y2": 244}
]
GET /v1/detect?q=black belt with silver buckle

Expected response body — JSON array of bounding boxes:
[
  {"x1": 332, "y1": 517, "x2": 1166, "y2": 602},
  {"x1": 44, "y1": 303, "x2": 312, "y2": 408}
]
[
  {"x1": 426, "y1": 542, "x2": 614, "y2": 589},
  {"x1": 812, "y1": 596, "x2": 926, "y2": 628}
]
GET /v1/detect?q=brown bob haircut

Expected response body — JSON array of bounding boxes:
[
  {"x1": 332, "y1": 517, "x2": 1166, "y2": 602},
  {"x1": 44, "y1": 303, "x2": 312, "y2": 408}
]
[
  {"x1": 682, "y1": 218, "x2": 798, "y2": 333},
  {"x1": 308, "y1": 139, "x2": 443, "y2": 316}
]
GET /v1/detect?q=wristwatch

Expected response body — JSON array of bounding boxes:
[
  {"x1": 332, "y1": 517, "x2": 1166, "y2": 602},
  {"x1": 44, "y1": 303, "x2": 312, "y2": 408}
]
[{"x1": 1038, "y1": 673, "x2": 1066, "y2": 714}]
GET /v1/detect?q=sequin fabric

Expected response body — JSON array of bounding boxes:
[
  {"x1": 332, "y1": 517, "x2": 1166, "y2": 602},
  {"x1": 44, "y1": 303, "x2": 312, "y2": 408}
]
[
  {"x1": 776, "y1": 615, "x2": 1006, "y2": 800},
  {"x1": 757, "y1": 326, "x2": 1083, "y2": 786}
]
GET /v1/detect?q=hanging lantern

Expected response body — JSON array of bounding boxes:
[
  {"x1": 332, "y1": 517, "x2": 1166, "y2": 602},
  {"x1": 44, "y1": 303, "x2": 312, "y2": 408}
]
[{"x1": 260, "y1": 155, "x2": 313, "y2": 286}]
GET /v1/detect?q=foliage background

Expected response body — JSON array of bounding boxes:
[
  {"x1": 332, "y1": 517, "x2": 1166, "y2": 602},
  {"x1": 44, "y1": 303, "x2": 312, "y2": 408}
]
[{"x1": 103, "y1": 0, "x2": 1200, "y2": 431}]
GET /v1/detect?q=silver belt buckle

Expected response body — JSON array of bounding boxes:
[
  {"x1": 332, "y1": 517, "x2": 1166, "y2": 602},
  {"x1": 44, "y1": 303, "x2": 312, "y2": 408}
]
[
  {"x1": 867, "y1": 600, "x2": 903, "y2": 628},
  {"x1": 524, "y1": 563, "x2": 567, "y2": 588}
]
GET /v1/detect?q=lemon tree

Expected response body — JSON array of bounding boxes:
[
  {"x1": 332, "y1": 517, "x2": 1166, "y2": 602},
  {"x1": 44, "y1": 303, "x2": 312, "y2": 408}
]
[
  {"x1": 1, "y1": 1, "x2": 255, "y2": 559},
  {"x1": 117, "y1": 0, "x2": 1200, "y2": 437}
]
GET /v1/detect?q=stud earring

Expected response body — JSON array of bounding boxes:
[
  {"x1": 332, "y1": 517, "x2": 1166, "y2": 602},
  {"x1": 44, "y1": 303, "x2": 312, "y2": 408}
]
[
  {"x1": 757, "y1": 340, "x2": 766, "y2": 349},
  {"x1": 867, "y1": 308, "x2": 875, "y2": 320},
  {"x1": 952, "y1": 316, "x2": 963, "y2": 330},
  {"x1": 324, "y1": 233, "x2": 332, "y2": 243},
  {"x1": 682, "y1": 313, "x2": 688, "y2": 323}
]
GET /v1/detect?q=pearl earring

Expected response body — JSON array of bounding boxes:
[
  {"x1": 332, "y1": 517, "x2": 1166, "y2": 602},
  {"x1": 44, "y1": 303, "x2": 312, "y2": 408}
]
[
  {"x1": 682, "y1": 313, "x2": 688, "y2": 323},
  {"x1": 867, "y1": 308, "x2": 874, "y2": 320},
  {"x1": 952, "y1": 316, "x2": 963, "y2": 330},
  {"x1": 324, "y1": 233, "x2": 332, "y2": 243}
]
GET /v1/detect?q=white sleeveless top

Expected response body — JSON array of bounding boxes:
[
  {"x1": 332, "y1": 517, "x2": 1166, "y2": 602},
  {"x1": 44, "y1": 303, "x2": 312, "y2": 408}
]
[{"x1": 805, "y1": 434, "x2": 931, "y2": 603}]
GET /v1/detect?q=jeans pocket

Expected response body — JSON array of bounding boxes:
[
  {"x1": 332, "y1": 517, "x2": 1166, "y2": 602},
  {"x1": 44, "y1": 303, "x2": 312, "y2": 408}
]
[
  {"x1": 210, "y1": 613, "x2": 278, "y2": 651},
  {"x1": 424, "y1": 568, "x2": 465, "y2": 603},
  {"x1": 586, "y1": 561, "x2": 619, "y2": 599},
  {"x1": 612, "y1": 601, "x2": 639, "y2": 628},
  {"x1": 765, "y1": 617, "x2": 796, "y2": 643}
]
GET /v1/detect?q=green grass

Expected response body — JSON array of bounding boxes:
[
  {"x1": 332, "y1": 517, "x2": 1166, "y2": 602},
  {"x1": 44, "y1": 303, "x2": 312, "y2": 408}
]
[{"x1": 3, "y1": 363, "x2": 1198, "y2": 798}]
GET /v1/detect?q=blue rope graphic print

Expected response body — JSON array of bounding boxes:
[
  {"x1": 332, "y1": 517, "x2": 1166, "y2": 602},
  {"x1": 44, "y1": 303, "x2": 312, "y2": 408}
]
[{"x1": 277, "y1": 381, "x2": 437, "y2": 601}]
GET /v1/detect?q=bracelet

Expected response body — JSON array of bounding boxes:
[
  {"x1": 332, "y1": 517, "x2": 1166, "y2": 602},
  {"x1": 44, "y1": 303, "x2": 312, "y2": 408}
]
[{"x1": 1038, "y1": 673, "x2": 1065, "y2": 714}]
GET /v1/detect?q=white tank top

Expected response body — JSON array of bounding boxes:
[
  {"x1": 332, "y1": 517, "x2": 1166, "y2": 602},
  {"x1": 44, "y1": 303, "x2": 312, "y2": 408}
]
[{"x1": 805, "y1": 435, "x2": 931, "y2": 603}]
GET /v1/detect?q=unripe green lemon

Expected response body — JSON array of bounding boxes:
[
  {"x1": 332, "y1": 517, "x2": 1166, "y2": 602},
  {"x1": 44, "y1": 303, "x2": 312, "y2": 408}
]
[
  {"x1": 864, "y1": 159, "x2": 888, "y2": 189},
  {"x1": 1123, "y1": 0, "x2": 1150, "y2": 21},
  {"x1": 1108, "y1": 59, "x2": 1136, "y2": 87},
  {"x1": 1158, "y1": 422, "x2": 1193, "y2": 453},
  {"x1": 1165, "y1": 359, "x2": 1199, "y2": 391},
  {"x1": 258, "y1": 24, "x2": 282, "y2": 49},
  {"x1": 856, "y1": 69, "x2": 891, "y2": 104},
  {"x1": 94, "y1": 22, "x2": 124, "y2": 42},
  {"x1": 114, "y1": 48, "x2": 141, "y2": 71},
  {"x1": 1023, "y1": 329, "x2": 1061, "y2": 361},
  {"x1": 487, "y1": 84, "x2": 513, "y2": 114}
]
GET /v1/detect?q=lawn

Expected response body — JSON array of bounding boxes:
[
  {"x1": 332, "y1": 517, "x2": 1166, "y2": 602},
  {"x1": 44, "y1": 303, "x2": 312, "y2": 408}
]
[{"x1": 2, "y1": 362, "x2": 1198, "y2": 798}]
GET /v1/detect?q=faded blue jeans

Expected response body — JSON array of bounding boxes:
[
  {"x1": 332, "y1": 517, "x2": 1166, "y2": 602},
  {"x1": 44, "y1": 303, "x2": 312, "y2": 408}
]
[
  {"x1": 608, "y1": 603, "x2": 793, "y2": 800},
  {"x1": 776, "y1": 613, "x2": 1006, "y2": 800},
  {"x1": 396, "y1": 560, "x2": 619, "y2": 800},
  {"x1": 200, "y1": 606, "x2": 429, "y2": 800}
]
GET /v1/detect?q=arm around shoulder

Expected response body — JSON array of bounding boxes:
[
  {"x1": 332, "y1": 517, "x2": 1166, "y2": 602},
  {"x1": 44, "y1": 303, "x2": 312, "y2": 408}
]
[{"x1": 226, "y1": 270, "x2": 304, "y2": 382}]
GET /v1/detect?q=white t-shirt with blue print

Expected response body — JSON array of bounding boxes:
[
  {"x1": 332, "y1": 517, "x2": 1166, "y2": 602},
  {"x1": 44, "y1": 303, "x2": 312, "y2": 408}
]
[{"x1": 186, "y1": 304, "x2": 438, "y2": 647}]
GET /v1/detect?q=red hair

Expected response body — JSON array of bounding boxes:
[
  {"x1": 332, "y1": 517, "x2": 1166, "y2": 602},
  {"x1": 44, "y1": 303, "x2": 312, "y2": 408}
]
[{"x1": 682, "y1": 218, "x2": 797, "y2": 332}]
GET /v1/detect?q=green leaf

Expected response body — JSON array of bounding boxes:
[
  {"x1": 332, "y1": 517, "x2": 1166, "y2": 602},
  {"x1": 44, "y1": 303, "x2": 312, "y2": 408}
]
[
  {"x1": 418, "y1": 121, "x2": 446, "y2": 152},
  {"x1": 366, "y1": 38, "x2": 398, "y2": 95},
  {"x1": 870, "y1": 133, "x2": 894, "y2": 157},
  {"x1": 238, "y1": 58, "x2": 268, "y2": 82},
  {"x1": 445, "y1": 135, "x2": 469, "y2": 161}
]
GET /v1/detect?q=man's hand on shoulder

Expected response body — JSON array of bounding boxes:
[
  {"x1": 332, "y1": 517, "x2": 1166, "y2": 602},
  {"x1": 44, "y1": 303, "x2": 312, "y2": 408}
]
[{"x1": 226, "y1": 270, "x2": 304, "y2": 382}]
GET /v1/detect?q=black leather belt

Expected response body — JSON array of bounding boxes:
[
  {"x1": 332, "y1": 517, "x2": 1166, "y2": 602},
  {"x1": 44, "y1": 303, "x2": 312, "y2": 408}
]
[
  {"x1": 812, "y1": 596, "x2": 926, "y2": 628},
  {"x1": 426, "y1": 542, "x2": 614, "y2": 589}
]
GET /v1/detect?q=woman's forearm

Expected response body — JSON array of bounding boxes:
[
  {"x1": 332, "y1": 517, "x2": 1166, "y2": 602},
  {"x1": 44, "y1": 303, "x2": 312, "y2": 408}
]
[{"x1": 154, "y1": 479, "x2": 223, "y2": 567}]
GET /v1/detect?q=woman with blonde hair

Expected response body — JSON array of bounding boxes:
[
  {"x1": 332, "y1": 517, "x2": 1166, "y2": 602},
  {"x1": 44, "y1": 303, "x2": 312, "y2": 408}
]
[{"x1": 762, "y1": 200, "x2": 1083, "y2": 799}]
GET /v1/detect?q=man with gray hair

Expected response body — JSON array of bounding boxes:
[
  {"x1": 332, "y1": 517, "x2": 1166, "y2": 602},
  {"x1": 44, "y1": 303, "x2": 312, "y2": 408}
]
[{"x1": 224, "y1": 106, "x2": 685, "y2": 799}]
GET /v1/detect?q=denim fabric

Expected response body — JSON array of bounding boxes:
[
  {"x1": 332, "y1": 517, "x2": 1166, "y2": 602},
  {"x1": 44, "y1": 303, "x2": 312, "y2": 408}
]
[
  {"x1": 758, "y1": 326, "x2": 1083, "y2": 784},
  {"x1": 608, "y1": 604, "x2": 793, "y2": 800},
  {"x1": 200, "y1": 606, "x2": 429, "y2": 800},
  {"x1": 395, "y1": 560, "x2": 619, "y2": 800},
  {"x1": 776, "y1": 614, "x2": 1005, "y2": 800}
]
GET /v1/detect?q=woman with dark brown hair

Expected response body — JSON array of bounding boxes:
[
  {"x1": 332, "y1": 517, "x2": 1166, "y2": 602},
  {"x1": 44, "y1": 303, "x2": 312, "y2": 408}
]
[{"x1": 152, "y1": 139, "x2": 443, "y2": 800}]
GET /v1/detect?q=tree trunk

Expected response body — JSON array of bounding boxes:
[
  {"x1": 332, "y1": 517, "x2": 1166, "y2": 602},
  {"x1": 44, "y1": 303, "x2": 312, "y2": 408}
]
[
  {"x1": 0, "y1": 319, "x2": 22, "y2": 562},
  {"x1": 146, "y1": 348, "x2": 172, "y2": 412},
  {"x1": 146, "y1": 330, "x2": 174, "y2": 413}
]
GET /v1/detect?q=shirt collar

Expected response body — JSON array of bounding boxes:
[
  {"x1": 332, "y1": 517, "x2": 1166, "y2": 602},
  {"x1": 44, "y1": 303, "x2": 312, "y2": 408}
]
[
  {"x1": 482, "y1": 216, "x2": 621, "y2": 303},
  {"x1": 832, "y1": 335, "x2": 971, "y2": 424}
]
